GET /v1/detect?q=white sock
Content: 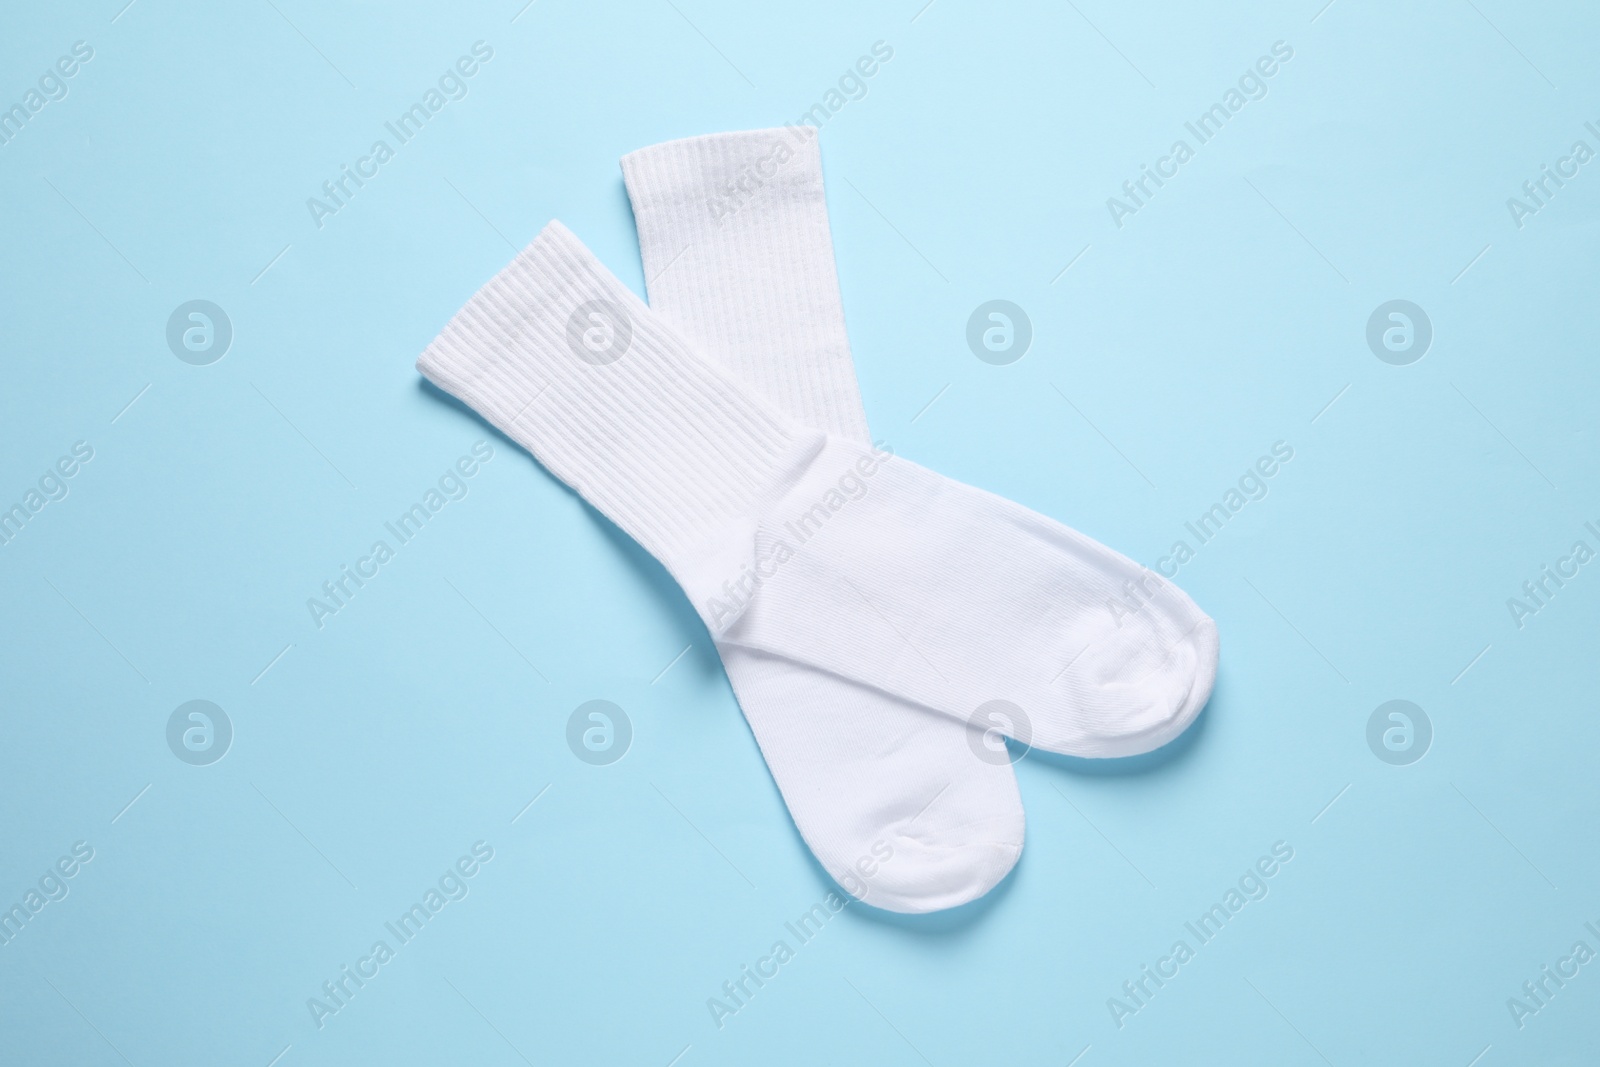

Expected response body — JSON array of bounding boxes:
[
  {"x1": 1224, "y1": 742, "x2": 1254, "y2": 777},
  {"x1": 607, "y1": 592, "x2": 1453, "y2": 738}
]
[
  {"x1": 622, "y1": 128, "x2": 1024, "y2": 912},
  {"x1": 622, "y1": 129, "x2": 1219, "y2": 755},
  {"x1": 621, "y1": 127, "x2": 870, "y2": 440},
  {"x1": 417, "y1": 223, "x2": 1217, "y2": 758}
]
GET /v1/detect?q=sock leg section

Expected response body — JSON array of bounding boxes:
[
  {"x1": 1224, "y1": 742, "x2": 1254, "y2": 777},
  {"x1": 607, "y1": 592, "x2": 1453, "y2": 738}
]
[
  {"x1": 624, "y1": 133, "x2": 1217, "y2": 757},
  {"x1": 721, "y1": 647, "x2": 1022, "y2": 914},
  {"x1": 623, "y1": 127, "x2": 871, "y2": 443},
  {"x1": 625, "y1": 132, "x2": 1023, "y2": 909},
  {"x1": 419, "y1": 222, "x2": 1214, "y2": 761}
]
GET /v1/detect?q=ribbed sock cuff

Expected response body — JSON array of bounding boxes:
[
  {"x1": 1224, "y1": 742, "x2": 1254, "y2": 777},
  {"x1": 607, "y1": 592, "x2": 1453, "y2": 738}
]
[
  {"x1": 622, "y1": 127, "x2": 821, "y2": 219},
  {"x1": 417, "y1": 221, "x2": 821, "y2": 599},
  {"x1": 621, "y1": 128, "x2": 873, "y2": 444}
]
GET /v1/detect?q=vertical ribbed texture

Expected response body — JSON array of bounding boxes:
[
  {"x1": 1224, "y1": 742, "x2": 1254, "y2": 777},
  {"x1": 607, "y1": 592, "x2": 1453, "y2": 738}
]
[
  {"x1": 416, "y1": 221, "x2": 817, "y2": 581},
  {"x1": 621, "y1": 132, "x2": 1027, "y2": 914},
  {"x1": 621, "y1": 127, "x2": 873, "y2": 445}
]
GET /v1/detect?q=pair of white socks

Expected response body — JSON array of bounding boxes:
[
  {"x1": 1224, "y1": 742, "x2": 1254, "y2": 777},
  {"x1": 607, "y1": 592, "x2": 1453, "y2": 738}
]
[{"x1": 418, "y1": 128, "x2": 1218, "y2": 913}]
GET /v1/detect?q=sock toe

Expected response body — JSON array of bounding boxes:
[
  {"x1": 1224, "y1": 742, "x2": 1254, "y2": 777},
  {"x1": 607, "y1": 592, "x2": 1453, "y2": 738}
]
[
  {"x1": 862, "y1": 812, "x2": 1024, "y2": 915},
  {"x1": 1043, "y1": 592, "x2": 1219, "y2": 758},
  {"x1": 1089, "y1": 614, "x2": 1218, "y2": 758}
]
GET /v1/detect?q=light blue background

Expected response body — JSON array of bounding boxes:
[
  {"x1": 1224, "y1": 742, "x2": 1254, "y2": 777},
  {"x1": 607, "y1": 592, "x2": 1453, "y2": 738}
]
[{"x1": 3, "y1": 0, "x2": 1598, "y2": 1063}]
